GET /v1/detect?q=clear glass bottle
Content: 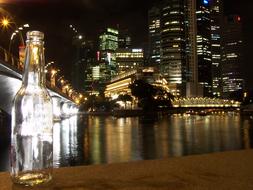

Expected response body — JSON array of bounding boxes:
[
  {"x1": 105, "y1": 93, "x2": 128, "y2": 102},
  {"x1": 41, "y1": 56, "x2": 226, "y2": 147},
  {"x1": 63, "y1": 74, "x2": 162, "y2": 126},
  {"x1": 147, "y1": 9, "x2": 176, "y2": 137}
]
[{"x1": 11, "y1": 31, "x2": 53, "y2": 186}]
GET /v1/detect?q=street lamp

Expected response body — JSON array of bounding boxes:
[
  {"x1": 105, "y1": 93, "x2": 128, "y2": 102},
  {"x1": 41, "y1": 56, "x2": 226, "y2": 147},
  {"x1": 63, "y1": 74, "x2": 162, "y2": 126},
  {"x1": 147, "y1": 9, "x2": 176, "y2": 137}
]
[
  {"x1": 0, "y1": 9, "x2": 28, "y2": 66},
  {"x1": 9, "y1": 23, "x2": 29, "y2": 53},
  {"x1": 1, "y1": 17, "x2": 10, "y2": 28}
]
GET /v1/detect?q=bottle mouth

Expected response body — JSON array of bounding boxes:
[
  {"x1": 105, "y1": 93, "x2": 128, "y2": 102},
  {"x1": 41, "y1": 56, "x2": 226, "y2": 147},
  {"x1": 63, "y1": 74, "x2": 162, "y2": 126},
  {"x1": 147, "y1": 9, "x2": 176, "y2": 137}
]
[{"x1": 26, "y1": 31, "x2": 44, "y2": 41}]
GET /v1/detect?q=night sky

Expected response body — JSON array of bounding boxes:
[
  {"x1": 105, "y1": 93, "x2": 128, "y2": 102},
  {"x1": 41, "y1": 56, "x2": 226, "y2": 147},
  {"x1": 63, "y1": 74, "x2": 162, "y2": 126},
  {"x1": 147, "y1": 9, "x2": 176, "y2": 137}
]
[{"x1": 1, "y1": 0, "x2": 253, "y2": 89}]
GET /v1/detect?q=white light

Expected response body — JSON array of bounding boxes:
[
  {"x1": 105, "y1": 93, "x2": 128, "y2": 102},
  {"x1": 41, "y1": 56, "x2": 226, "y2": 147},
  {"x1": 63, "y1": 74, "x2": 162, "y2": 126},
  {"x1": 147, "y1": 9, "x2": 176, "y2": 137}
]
[{"x1": 132, "y1": 49, "x2": 142, "y2": 53}]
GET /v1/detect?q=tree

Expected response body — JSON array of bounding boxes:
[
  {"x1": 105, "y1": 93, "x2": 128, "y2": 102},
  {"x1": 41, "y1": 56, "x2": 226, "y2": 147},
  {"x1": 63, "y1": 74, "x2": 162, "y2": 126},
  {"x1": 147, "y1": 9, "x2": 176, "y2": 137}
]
[
  {"x1": 129, "y1": 79, "x2": 174, "y2": 111},
  {"x1": 129, "y1": 79, "x2": 156, "y2": 100}
]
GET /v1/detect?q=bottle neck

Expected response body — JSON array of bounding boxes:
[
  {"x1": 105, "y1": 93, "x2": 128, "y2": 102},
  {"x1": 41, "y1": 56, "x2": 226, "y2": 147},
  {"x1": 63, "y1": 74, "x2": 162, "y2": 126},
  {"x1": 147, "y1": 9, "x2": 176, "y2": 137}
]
[{"x1": 22, "y1": 40, "x2": 46, "y2": 87}]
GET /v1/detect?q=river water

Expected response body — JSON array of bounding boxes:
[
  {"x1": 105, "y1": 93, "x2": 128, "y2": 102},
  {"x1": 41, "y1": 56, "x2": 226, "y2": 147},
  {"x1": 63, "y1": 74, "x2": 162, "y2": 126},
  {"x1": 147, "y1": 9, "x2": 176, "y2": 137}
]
[{"x1": 1, "y1": 112, "x2": 253, "y2": 171}]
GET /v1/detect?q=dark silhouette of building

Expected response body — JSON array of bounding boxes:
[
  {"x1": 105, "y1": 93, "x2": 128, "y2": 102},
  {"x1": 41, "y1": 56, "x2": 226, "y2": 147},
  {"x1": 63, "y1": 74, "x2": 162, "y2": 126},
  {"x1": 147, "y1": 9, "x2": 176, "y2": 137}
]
[
  {"x1": 196, "y1": 0, "x2": 212, "y2": 96},
  {"x1": 222, "y1": 15, "x2": 244, "y2": 98},
  {"x1": 71, "y1": 34, "x2": 96, "y2": 92},
  {"x1": 210, "y1": 0, "x2": 223, "y2": 97}
]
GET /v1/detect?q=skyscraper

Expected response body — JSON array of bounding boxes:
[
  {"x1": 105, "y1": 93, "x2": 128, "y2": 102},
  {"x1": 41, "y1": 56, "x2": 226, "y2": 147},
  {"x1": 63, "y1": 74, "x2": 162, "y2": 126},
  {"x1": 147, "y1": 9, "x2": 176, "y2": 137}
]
[
  {"x1": 148, "y1": 5, "x2": 161, "y2": 66},
  {"x1": 196, "y1": 0, "x2": 212, "y2": 96},
  {"x1": 160, "y1": 0, "x2": 188, "y2": 95},
  {"x1": 148, "y1": 0, "x2": 217, "y2": 97},
  {"x1": 185, "y1": 0, "x2": 199, "y2": 97},
  {"x1": 118, "y1": 28, "x2": 132, "y2": 49},
  {"x1": 222, "y1": 15, "x2": 244, "y2": 98},
  {"x1": 98, "y1": 27, "x2": 119, "y2": 80},
  {"x1": 71, "y1": 35, "x2": 96, "y2": 93},
  {"x1": 71, "y1": 34, "x2": 86, "y2": 92},
  {"x1": 210, "y1": 0, "x2": 223, "y2": 97}
]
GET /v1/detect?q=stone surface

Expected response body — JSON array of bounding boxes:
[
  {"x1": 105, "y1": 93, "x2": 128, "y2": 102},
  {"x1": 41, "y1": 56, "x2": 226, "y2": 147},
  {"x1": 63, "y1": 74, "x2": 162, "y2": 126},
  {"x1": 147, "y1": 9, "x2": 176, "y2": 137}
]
[{"x1": 1, "y1": 150, "x2": 253, "y2": 190}]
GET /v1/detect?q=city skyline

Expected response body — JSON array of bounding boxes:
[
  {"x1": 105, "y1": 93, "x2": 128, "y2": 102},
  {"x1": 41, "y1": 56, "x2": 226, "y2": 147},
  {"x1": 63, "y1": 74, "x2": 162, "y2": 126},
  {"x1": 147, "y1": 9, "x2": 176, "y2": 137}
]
[{"x1": 1, "y1": 0, "x2": 253, "y2": 89}]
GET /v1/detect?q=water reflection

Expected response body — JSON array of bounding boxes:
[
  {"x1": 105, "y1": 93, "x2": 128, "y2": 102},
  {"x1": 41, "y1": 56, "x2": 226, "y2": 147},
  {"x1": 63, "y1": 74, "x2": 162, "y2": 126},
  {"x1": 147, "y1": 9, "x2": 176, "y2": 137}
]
[
  {"x1": 53, "y1": 116, "x2": 83, "y2": 167},
  {"x1": 52, "y1": 113, "x2": 253, "y2": 168}
]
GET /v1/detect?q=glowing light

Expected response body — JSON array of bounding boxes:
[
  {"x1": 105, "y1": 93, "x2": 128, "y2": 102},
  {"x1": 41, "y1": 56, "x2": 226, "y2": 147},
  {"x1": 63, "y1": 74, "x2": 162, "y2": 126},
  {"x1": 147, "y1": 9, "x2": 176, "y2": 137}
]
[
  {"x1": 1, "y1": 17, "x2": 10, "y2": 27},
  {"x1": 203, "y1": 0, "x2": 208, "y2": 5}
]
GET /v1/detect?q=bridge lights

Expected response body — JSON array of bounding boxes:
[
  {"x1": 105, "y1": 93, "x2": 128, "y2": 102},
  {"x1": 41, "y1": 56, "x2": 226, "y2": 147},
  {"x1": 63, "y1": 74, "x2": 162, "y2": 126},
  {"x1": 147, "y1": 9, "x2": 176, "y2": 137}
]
[{"x1": 50, "y1": 68, "x2": 59, "y2": 87}]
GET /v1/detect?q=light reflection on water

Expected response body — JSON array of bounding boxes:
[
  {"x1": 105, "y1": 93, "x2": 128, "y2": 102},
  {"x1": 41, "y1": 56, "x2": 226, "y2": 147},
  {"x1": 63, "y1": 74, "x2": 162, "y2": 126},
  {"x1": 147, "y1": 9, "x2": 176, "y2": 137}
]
[{"x1": 53, "y1": 113, "x2": 253, "y2": 168}]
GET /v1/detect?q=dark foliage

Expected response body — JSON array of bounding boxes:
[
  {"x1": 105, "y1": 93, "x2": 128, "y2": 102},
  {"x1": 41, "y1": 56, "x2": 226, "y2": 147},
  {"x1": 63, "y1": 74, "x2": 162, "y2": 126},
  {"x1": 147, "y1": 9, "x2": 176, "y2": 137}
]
[{"x1": 129, "y1": 79, "x2": 174, "y2": 111}]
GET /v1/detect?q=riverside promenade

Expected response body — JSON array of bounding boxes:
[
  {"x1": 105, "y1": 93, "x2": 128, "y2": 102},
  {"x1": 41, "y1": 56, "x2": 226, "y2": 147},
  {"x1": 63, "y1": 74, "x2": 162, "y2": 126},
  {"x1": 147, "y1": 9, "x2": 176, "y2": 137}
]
[{"x1": 1, "y1": 150, "x2": 253, "y2": 190}]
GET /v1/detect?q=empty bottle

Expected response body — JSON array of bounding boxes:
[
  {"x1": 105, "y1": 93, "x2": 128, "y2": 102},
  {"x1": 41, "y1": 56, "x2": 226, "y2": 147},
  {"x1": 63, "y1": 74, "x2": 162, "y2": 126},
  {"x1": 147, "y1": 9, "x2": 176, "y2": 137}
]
[{"x1": 11, "y1": 31, "x2": 53, "y2": 186}]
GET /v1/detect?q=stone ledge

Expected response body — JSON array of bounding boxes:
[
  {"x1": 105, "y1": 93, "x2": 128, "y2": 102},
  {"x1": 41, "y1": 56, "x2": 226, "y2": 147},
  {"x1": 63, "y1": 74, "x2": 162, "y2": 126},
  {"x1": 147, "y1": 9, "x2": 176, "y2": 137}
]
[{"x1": 1, "y1": 149, "x2": 253, "y2": 190}]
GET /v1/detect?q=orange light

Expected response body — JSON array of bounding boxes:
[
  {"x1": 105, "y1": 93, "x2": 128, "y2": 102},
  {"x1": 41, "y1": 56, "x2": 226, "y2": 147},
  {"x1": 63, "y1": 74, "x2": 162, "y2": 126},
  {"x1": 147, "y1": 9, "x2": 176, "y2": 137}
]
[{"x1": 1, "y1": 17, "x2": 10, "y2": 27}]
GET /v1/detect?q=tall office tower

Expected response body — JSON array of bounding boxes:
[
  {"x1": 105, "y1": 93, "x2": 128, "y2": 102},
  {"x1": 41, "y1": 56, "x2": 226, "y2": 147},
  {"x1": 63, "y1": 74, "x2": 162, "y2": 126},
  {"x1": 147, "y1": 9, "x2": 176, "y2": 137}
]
[
  {"x1": 160, "y1": 0, "x2": 188, "y2": 96},
  {"x1": 71, "y1": 34, "x2": 87, "y2": 92},
  {"x1": 196, "y1": 0, "x2": 212, "y2": 96},
  {"x1": 148, "y1": 5, "x2": 161, "y2": 66},
  {"x1": 118, "y1": 29, "x2": 132, "y2": 49},
  {"x1": 71, "y1": 35, "x2": 96, "y2": 92},
  {"x1": 222, "y1": 15, "x2": 244, "y2": 98},
  {"x1": 82, "y1": 41, "x2": 97, "y2": 92},
  {"x1": 210, "y1": 0, "x2": 223, "y2": 97},
  {"x1": 98, "y1": 27, "x2": 119, "y2": 80},
  {"x1": 185, "y1": 0, "x2": 199, "y2": 97}
]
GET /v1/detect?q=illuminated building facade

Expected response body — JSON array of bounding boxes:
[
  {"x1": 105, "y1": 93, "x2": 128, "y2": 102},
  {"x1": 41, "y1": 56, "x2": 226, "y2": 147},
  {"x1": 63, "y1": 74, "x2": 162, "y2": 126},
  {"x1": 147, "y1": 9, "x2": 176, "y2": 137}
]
[
  {"x1": 98, "y1": 27, "x2": 119, "y2": 81},
  {"x1": 196, "y1": 0, "x2": 212, "y2": 96},
  {"x1": 148, "y1": 0, "x2": 201, "y2": 97},
  {"x1": 148, "y1": 5, "x2": 161, "y2": 66},
  {"x1": 105, "y1": 67, "x2": 161, "y2": 98},
  {"x1": 160, "y1": 0, "x2": 187, "y2": 90},
  {"x1": 210, "y1": 0, "x2": 223, "y2": 97},
  {"x1": 115, "y1": 48, "x2": 144, "y2": 74},
  {"x1": 222, "y1": 15, "x2": 244, "y2": 98}
]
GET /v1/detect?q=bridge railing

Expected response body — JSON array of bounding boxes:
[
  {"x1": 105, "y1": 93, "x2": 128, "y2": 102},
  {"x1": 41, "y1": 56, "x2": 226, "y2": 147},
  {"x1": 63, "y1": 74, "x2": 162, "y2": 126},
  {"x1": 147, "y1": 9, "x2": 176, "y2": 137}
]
[
  {"x1": 0, "y1": 47, "x2": 23, "y2": 72},
  {"x1": 0, "y1": 46, "x2": 79, "y2": 104}
]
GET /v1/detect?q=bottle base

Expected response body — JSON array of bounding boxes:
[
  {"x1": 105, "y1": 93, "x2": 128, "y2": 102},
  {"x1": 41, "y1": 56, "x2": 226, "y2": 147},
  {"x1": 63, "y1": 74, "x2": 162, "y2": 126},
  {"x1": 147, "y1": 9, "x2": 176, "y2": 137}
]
[{"x1": 12, "y1": 171, "x2": 52, "y2": 186}]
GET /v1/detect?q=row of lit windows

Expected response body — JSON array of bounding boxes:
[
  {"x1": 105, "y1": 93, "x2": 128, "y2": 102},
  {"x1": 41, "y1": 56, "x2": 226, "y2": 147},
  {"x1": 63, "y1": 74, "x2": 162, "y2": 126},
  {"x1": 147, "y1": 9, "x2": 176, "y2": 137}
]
[
  {"x1": 212, "y1": 54, "x2": 221, "y2": 59},
  {"x1": 164, "y1": 21, "x2": 181, "y2": 25},
  {"x1": 161, "y1": 38, "x2": 183, "y2": 43},
  {"x1": 116, "y1": 53, "x2": 143, "y2": 58},
  {"x1": 226, "y1": 42, "x2": 237, "y2": 46},
  {"x1": 211, "y1": 25, "x2": 220, "y2": 31},
  {"x1": 226, "y1": 53, "x2": 238, "y2": 58},
  {"x1": 99, "y1": 34, "x2": 118, "y2": 41},
  {"x1": 162, "y1": 28, "x2": 184, "y2": 33},
  {"x1": 211, "y1": 44, "x2": 220, "y2": 47},
  {"x1": 107, "y1": 28, "x2": 119, "y2": 35}
]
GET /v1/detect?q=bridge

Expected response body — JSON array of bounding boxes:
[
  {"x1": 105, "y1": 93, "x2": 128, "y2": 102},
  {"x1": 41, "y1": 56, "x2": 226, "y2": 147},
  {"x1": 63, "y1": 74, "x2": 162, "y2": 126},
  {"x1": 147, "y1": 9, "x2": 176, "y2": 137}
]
[
  {"x1": 0, "y1": 46, "x2": 79, "y2": 118},
  {"x1": 172, "y1": 97, "x2": 241, "y2": 108}
]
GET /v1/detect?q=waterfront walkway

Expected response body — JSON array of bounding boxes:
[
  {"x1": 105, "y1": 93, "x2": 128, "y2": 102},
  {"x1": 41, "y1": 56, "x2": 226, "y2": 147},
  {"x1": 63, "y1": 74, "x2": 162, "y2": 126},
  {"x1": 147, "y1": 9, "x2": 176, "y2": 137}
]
[{"x1": 1, "y1": 150, "x2": 253, "y2": 189}]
